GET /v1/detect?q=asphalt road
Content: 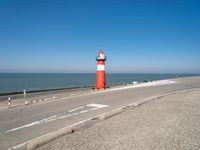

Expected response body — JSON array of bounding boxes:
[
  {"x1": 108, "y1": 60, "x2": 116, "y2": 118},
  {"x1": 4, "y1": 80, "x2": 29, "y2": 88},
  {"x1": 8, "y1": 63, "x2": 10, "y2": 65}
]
[{"x1": 0, "y1": 76, "x2": 200, "y2": 149}]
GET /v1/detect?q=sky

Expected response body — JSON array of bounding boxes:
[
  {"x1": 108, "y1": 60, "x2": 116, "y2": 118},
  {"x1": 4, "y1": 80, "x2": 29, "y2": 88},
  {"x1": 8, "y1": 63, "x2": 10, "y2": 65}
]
[{"x1": 0, "y1": 0, "x2": 200, "y2": 73}]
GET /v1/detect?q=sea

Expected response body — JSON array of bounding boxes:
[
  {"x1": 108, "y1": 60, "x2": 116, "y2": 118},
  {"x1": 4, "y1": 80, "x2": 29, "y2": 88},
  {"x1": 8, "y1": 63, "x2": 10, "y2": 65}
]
[{"x1": 0, "y1": 73, "x2": 198, "y2": 95}]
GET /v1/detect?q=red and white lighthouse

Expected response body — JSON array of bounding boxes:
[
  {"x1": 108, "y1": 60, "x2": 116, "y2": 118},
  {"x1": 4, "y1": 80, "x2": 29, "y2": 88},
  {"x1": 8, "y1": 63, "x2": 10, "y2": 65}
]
[{"x1": 96, "y1": 50, "x2": 106, "y2": 90}]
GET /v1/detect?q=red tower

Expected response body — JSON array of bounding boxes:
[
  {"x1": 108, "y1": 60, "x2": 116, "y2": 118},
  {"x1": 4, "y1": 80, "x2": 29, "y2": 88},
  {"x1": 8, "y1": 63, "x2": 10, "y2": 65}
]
[{"x1": 96, "y1": 50, "x2": 106, "y2": 90}]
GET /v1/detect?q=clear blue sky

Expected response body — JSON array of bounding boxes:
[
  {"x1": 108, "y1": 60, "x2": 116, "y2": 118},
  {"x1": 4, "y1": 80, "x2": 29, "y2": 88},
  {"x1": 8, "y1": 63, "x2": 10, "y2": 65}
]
[{"x1": 0, "y1": 0, "x2": 200, "y2": 73}]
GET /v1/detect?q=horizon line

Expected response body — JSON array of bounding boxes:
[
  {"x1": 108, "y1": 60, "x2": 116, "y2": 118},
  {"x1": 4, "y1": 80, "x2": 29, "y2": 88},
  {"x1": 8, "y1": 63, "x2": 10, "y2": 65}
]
[{"x1": 0, "y1": 72, "x2": 199, "y2": 74}]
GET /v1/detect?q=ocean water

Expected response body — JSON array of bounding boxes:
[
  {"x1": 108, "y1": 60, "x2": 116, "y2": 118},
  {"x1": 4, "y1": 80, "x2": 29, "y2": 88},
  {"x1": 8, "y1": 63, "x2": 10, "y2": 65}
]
[{"x1": 0, "y1": 73, "x2": 198, "y2": 94}]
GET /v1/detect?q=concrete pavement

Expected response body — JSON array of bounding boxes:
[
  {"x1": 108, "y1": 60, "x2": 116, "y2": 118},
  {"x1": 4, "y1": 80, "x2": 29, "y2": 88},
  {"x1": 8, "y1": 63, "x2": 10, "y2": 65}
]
[{"x1": 0, "y1": 76, "x2": 200, "y2": 149}]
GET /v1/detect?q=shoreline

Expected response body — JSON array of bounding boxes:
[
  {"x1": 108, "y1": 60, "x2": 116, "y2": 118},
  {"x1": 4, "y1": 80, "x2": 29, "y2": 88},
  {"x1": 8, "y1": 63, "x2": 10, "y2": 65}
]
[
  {"x1": 0, "y1": 73, "x2": 199, "y2": 96},
  {"x1": 0, "y1": 85, "x2": 95, "y2": 96},
  {"x1": 0, "y1": 83, "x2": 123, "y2": 97},
  {"x1": 0, "y1": 79, "x2": 175, "y2": 105},
  {"x1": 0, "y1": 79, "x2": 178, "y2": 106},
  {"x1": 0, "y1": 74, "x2": 198, "y2": 97}
]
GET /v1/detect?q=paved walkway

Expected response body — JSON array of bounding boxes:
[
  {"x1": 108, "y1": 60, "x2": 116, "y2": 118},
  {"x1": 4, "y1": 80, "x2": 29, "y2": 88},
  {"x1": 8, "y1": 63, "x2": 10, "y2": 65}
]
[{"x1": 38, "y1": 89, "x2": 200, "y2": 150}]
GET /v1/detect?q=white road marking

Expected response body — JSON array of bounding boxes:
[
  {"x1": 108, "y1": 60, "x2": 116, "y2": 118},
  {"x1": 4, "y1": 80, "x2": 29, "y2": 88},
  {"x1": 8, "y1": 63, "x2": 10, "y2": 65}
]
[
  {"x1": 44, "y1": 97, "x2": 57, "y2": 101},
  {"x1": 71, "y1": 112, "x2": 79, "y2": 116},
  {"x1": 8, "y1": 117, "x2": 94, "y2": 150},
  {"x1": 58, "y1": 114, "x2": 72, "y2": 119},
  {"x1": 5, "y1": 103, "x2": 110, "y2": 134},
  {"x1": 86, "y1": 103, "x2": 109, "y2": 108},
  {"x1": 6, "y1": 122, "x2": 39, "y2": 133},
  {"x1": 43, "y1": 117, "x2": 58, "y2": 123},
  {"x1": 68, "y1": 106, "x2": 84, "y2": 112},
  {"x1": 38, "y1": 115, "x2": 58, "y2": 124},
  {"x1": 80, "y1": 110, "x2": 89, "y2": 113},
  {"x1": 6, "y1": 115, "x2": 57, "y2": 133},
  {"x1": 89, "y1": 107, "x2": 99, "y2": 111},
  {"x1": 8, "y1": 142, "x2": 27, "y2": 150}
]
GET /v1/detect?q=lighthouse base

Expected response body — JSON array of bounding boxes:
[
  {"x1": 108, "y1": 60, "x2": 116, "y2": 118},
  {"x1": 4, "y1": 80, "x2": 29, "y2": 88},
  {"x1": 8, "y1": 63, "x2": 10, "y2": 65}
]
[
  {"x1": 95, "y1": 88, "x2": 105, "y2": 91},
  {"x1": 96, "y1": 71, "x2": 106, "y2": 90}
]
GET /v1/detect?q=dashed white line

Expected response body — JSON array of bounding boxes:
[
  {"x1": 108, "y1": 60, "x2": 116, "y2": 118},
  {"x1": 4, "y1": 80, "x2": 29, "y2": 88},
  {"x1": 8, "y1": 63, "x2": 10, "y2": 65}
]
[
  {"x1": 89, "y1": 107, "x2": 99, "y2": 111},
  {"x1": 80, "y1": 110, "x2": 89, "y2": 113},
  {"x1": 68, "y1": 106, "x2": 84, "y2": 112},
  {"x1": 6, "y1": 122, "x2": 39, "y2": 133},
  {"x1": 8, "y1": 142, "x2": 27, "y2": 150},
  {"x1": 7, "y1": 103, "x2": 110, "y2": 150},
  {"x1": 71, "y1": 112, "x2": 79, "y2": 116},
  {"x1": 5, "y1": 103, "x2": 109, "y2": 134},
  {"x1": 8, "y1": 117, "x2": 94, "y2": 150},
  {"x1": 58, "y1": 114, "x2": 72, "y2": 119},
  {"x1": 86, "y1": 103, "x2": 109, "y2": 108},
  {"x1": 6, "y1": 115, "x2": 57, "y2": 133}
]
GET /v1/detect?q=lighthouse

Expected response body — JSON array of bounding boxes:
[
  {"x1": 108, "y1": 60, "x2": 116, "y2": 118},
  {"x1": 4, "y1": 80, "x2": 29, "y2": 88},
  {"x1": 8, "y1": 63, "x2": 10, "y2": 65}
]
[{"x1": 96, "y1": 50, "x2": 107, "y2": 90}]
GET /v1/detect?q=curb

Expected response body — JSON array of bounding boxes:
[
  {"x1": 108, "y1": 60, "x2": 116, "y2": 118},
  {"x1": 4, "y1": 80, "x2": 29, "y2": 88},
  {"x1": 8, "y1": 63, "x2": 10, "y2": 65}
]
[
  {"x1": 27, "y1": 127, "x2": 73, "y2": 150},
  {"x1": 97, "y1": 108, "x2": 124, "y2": 120},
  {"x1": 25, "y1": 109, "x2": 125, "y2": 150}
]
